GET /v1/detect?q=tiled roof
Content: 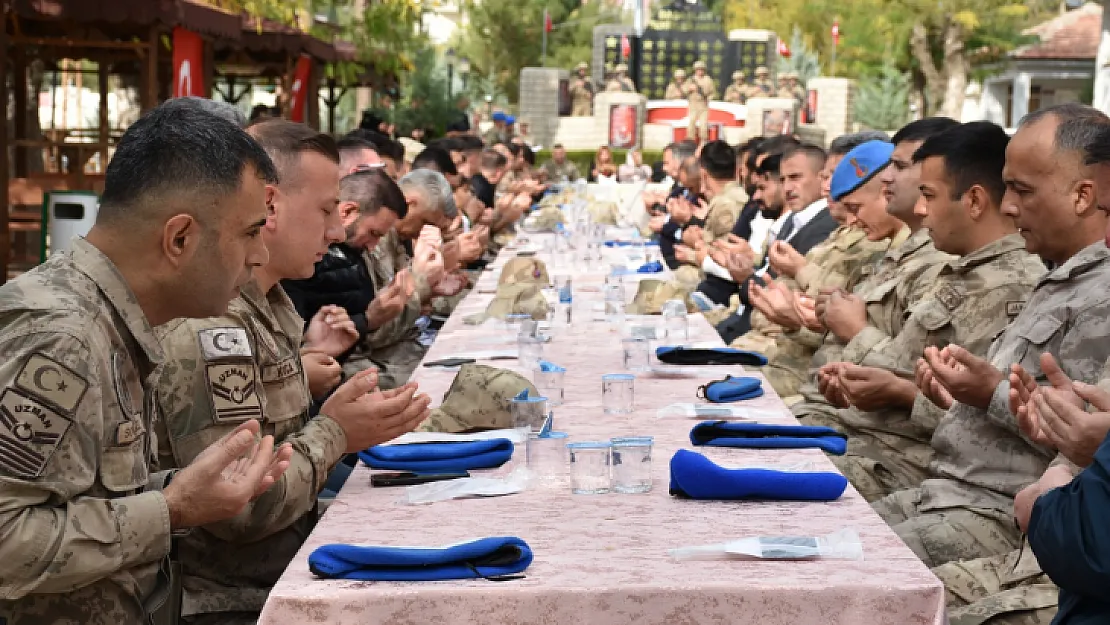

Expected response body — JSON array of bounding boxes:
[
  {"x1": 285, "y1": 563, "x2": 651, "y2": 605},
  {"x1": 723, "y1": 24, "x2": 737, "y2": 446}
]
[{"x1": 1013, "y1": 2, "x2": 1102, "y2": 60}]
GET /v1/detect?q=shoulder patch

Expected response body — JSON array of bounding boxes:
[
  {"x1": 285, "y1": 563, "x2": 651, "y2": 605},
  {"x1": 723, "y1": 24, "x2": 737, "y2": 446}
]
[
  {"x1": 197, "y1": 327, "x2": 252, "y2": 362},
  {"x1": 1006, "y1": 301, "x2": 1025, "y2": 318},
  {"x1": 205, "y1": 363, "x2": 263, "y2": 424},
  {"x1": 14, "y1": 354, "x2": 88, "y2": 413},
  {"x1": 0, "y1": 388, "x2": 72, "y2": 478},
  {"x1": 935, "y1": 284, "x2": 964, "y2": 311}
]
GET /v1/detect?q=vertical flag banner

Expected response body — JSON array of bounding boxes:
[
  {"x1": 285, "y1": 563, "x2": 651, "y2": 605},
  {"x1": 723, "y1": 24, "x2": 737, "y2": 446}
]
[
  {"x1": 621, "y1": 34, "x2": 631, "y2": 59},
  {"x1": 778, "y1": 39, "x2": 791, "y2": 58},
  {"x1": 831, "y1": 20, "x2": 840, "y2": 46},
  {"x1": 289, "y1": 54, "x2": 313, "y2": 122},
  {"x1": 172, "y1": 27, "x2": 204, "y2": 98}
]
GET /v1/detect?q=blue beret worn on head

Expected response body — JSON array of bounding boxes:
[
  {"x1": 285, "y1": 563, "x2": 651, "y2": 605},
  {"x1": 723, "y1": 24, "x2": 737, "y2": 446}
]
[
  {"x1": 492, "y1": 112, "x2": 506, "y2": 122},
  {"x1": 505, "y1": 115, "x2": 516, "y2": 125},
  {"x1": 830, "y1": 140, "x2": 894, "y2": 202}
]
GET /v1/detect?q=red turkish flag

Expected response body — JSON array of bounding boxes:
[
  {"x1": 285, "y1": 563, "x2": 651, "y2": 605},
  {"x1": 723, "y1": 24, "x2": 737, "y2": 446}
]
[
  {"x1": 172, "y1": 27, "x2": 204, "y2": 98},
  {"x1": 544, "y1": 10, "x2": 552, "y2": 33},
  {"x1": 621, "y1": 34, "x2": 631, "y2": 58},
  {"x1": 832, "y1": 20, "x2": 840, "y2": 46},
  {"x1": 778, "y1": 39, "x2": 791, "y2": 58},
  {"x1": 289, "y1": 54, "x2": 313, "y2": 123}
]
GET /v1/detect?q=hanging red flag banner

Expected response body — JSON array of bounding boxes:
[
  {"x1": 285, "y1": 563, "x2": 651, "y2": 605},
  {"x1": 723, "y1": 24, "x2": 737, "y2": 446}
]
[
  {"x1": 544, "y1": 9, "x2": 552, "y2": 33},
  {"x1": 621, "y1": 34, "x2": 631, "y2": 59},
  {"x1": 778, "y1": 39, "x2": 791, "y2": 58},
  {"x1": 832, "y1": 20, "x2": 841, "y2": 46},
  {"x1": 289, "y1": 54, "x2": 313, "y2": 123},
  {"x1": 172, "y1": 27, "x2": 204, "y2": 98}
]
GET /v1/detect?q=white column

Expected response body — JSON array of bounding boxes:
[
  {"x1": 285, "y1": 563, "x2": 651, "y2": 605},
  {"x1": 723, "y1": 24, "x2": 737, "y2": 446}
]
[
  {"x1": 1094, "y1": 0, "x2": 1110, "y2": 112},
  {"x1": 1012, "y1": 71, "x2": 1032, "y2": 126}
]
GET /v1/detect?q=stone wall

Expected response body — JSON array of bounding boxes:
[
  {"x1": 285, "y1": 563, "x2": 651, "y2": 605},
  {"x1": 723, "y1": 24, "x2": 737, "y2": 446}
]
[
  {"x1": 807, "y1": 77, "x2": 855, "y2": 142},
  {"x1": 519, "y1": 67, "x2": 567, "y2": 149}
]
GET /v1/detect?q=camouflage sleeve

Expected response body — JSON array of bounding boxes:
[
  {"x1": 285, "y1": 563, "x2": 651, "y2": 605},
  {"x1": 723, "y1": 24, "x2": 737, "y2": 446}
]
[
  {"x1": 367, "y1": 289, "x2": 423, "y2": 349},
  {"x1": 793, "y1": 261, "x2": 820, "y2": 292},
  {"x1": 840, "y1": 262, "x2": 946, "y2": 367},
  {"x1": 703, "y1": 202, "x2": 739, "y2": 243},
  {"x1": 155, "y1": 318, "x2": 345, "y2": 543},
  {"x1": 568, "y1": 163, "x2": 581, "y2": 181},
  {"x1": 0, "y1": 330, "x2": 171, "y2": 598},
  {"x1": 908, "y1": 391, "x2": 946, "y2": 432}
]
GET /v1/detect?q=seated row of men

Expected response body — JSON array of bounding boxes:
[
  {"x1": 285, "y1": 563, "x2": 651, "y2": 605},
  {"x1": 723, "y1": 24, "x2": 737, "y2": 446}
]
[
  {"x1": 0, "y1": 98, "x2": 547, "y2": 624},
  {"x1": 643, "y1": 105, "x2": 1110, "y2": 623}
]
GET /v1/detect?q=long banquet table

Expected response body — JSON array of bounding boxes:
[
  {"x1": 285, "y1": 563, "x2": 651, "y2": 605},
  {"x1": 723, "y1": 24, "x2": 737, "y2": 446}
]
[{"x1": 258, "y1": 240, "x2": 946, "y2": 625}]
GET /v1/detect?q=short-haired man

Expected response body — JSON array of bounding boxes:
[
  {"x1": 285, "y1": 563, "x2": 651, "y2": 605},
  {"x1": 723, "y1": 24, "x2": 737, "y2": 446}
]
[
  {"x1": 0, "y1": 101, "x2": 293, "y2": 624},
  {"x1": 353, "y1": 169, "x2": 461, "y2": 388},
  {"x1": 732, "y1": 132, "x2": 891, "y2": 363},
  {"x1": 788, "y1": 118, "x2": 958, "y2": 430},
  {"x1": 337, "y1": 136, "x2": 384, "y2": 174},
  {"x1": 540, "y1": 144, "x2": 581, "y2": 183},
  {"x1": 283, "y1": 168, "x2": 413, "y2": 359},
  {"x1": 710, "y1": 143, "x2": 837, "y2": 342},
  {"x1": 154, "y1": 120, "x2": 431, "y2": 625},
  {"x1": 816, "y1": 122, "x2": 1044, "y2": 504},
  {"x1": 471, "y1": 149, "x2": 508, "y2": 209},
  {"x1": 887, "y1": 105, "x2": 1110, "y2": 568}
]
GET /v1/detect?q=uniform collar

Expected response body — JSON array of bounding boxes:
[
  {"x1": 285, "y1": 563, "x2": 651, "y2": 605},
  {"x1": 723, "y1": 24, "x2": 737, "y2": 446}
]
[
  {"x1": 886, "y1": 227, "x2": 929, "y2": 261},
  {"x1": 237, "y1": 279, "x2": 303, "y2": 341},
  {"x1": 947, "y1": 233, "x2": 1028, "y2": 274},
  {"x1": 1039, "y1": 240, "x2": 1110, "y2": 287},
  {"x1": 69, "y1": 237, "x2": 164, "y2": 364}
]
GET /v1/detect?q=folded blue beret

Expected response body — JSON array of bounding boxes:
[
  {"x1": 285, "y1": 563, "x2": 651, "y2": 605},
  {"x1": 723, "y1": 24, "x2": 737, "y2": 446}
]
[
  {"x1": 669, "y1": 449, "x2": 848, "y2": 501},
  {"x1": 309, "y1": 536, "x2": 533, "y2": 581},
  {"x1": 689, "y1": 421, "x2": 847, "y2": 455},
  {"x1": 359, "y1": 439, "x2": 514, "y2": 472}
]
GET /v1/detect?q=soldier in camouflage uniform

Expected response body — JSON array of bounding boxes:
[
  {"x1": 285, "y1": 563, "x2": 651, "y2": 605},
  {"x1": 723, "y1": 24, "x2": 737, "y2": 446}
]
[
  {"x1": 790, "y1": 125, "x2": 958, "y2": 429},
  {"x1": 569, "y1": 62, "x2": 595, "y2": 117},
  {"x1": 877, "y1": 106, "x2": 1110, "y2": 572},
  {"x1": 753, "y1": 66, "x2": 774, "y2": 96},
  {"x1": 606, "y1": 64, "x2": 636, "y2": 93},
  {"x1": 539, "y1": 144, "x2": 581, "y2": 182},
  {"x1": 0, "y1": 101, "x2": 293, "y2": 625},
  {"x1": 344, "y1": 169, "x2": 459, "y2": 388},
  {"x1": 665, "y1": 69, "x2": 687, "y2": 100},
  {"x1": 824, "y1": 124, "x2": 1045, "y2": 505},
  {"x1": 723, "y1": 70, "x2": 747, "y2": 104},
  {"x1": 684, "y1": 60, "x2": 717, "y2": 143},
  {"x1": 154, "y1": 120, "x2": 432, "y2": 625},
  {"x1": 776, "y1": 72, "x2": 793, "y2": 99}
]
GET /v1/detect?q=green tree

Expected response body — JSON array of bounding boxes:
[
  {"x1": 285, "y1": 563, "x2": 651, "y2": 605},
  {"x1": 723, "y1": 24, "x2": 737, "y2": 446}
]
[
  {"x1": 393, "y1": 47, "x2": 457, "y2": 137},
  {"x1": 853, "y1": 61, "x2": 911, "y2": 130},
  {"x1": 547, "y1": 2, "x2": 628, "y2": 72},
  {"x1": 458, "y1": 0, "x2": 547, "y2": 104},
  {"x1": 777, "y1": 26, "x2": 820, "y2": 83}
]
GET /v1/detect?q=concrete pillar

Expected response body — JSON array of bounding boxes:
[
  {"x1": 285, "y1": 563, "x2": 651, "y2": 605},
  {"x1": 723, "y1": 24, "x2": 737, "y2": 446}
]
[
  {"x1": 1094, "y1": 0, "x2": 1110, "y2": 113},
  {"x1": 981, "y1": 81, "x2": 1004, "y2": 126},
  {"x1": 1011, "y1": 71, "x2": 1031, "y2": 126},
  {"x1": 518, "y1": 67, "x2": 566, "y2": 149}
]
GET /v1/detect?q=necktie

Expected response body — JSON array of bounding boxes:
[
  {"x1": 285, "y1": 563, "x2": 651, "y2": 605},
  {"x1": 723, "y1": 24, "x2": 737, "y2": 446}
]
[{"x1": 776, "y1": 215, "x2": 796, "y2": 242}]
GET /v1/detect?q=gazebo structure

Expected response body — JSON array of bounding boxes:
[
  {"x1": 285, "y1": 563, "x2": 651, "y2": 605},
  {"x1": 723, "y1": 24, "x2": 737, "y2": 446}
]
[{"x1": 2, "y1": 0, "x2": 386, "y2": 281}]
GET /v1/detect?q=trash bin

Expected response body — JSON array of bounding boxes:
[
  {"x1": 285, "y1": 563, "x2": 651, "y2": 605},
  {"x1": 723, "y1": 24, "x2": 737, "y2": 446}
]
[{"x1": 43, "y1": 191, "x2": 99, "y2": 261}]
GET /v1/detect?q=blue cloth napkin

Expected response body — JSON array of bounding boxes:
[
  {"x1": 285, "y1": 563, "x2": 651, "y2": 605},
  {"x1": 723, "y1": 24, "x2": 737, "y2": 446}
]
[
  {"x1": 359, "y1": 439, "x2": 515, "y2": 472},
  {"x1": 538, "y1": 360, "x2": 566, "y2": 372},
  {"x1": 689, "y1": 421, "x2": 848, "y2": 455},
  {"x1": 669, "y1": 449, "x2": 848, "y2": 501},
  {"x1": 603, "y1": 240, "x2": 635, "y2": 247},
  {"x1": 309, "y1": 536, "x2": 533, "y2": 581},
  {"x1": 699, "y1": 376, "x2": 763, "y2": 402},
  {"x1": 637, "y1": 260, "x2": 665, "y2": 273},
  {"x1": 656, "y1": 346, "x2": 769, "y2": 367}
]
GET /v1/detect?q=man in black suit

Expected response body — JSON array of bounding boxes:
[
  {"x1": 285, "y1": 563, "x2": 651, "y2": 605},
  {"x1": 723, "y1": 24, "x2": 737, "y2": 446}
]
[{"x1": 714, "y1": 143, "x2": 838, "y2": 343}]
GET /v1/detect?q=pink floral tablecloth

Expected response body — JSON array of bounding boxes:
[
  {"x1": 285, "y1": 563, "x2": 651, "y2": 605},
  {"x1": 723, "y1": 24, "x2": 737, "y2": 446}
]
[{"x1": 258, "y1": 248, "x2": 945, "y2": 625}]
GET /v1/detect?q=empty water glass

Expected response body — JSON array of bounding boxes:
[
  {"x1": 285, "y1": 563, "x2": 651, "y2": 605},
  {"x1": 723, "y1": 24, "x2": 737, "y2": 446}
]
[
  {"x1": 621, "y1": 338, "x2": 651, "y2": 371},
  {"x1": 602, "y1": 373, "x2": 635, "y2": 414},
  {"x1": 510, "y1": 396, "x2": 549, "y2": 433},
  {"x1": 662, "y1": 299, "x2": 689, "y2": 342},
  {"x1": 505, "y1": 313, "x2": 532, "y2": 332},
  {"x1": 568, "y1": 441, "x2": 612, "y2": 494},
  {"x1": 604, "y1": 282, "x2": 626, "y2": 323},
  {"x1": 610, "y1": 437, "x2": 653, "y2": 494},
  {"x1": 533, "y1": 369, "x2": 566, "y2": 406},
  {"x1": 518, "y1": 335, "x2": 544, "y2": 371}
]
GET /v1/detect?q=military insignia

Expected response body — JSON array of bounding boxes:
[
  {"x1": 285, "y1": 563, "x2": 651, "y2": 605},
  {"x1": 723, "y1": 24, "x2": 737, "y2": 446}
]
[
  {"x1": 204, "y1": 364, "x2": 263, "y2": 424},
  {"x1": 14, "y1": 354, "x2": 88, "y2": 414},
  {"x1": 935, "y1": 285, "x2": 963, "y2": 311},
  {"x1": 261, "y1": 358, "x2": 300, "y2": 383},
  {"x1": 0, "y1": 388, "x2": 72, "y2": 478},
  {"x1": 849, "y1": 158, "x2": 868, "y2": 178},
  {"x1": 1006, "y1": 301, "x2": 1025, "y2": 318},
  {"x1": 197, "y1": 327, "x2": 252, "y2": 361},
  {"x1": 115, "y1": 420, "x2": 143, "y2": 446}
]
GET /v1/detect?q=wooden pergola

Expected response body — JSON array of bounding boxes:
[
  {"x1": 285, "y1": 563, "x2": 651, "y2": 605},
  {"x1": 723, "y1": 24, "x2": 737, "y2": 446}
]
[{"x1": 1, "y1": 0, "x2": 241, "y2": 281}]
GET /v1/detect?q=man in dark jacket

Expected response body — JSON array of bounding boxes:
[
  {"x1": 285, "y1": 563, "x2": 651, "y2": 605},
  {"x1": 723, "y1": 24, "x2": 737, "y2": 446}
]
[{"x1": 283, "y1": 168, "x2": 411, "y2": 355}]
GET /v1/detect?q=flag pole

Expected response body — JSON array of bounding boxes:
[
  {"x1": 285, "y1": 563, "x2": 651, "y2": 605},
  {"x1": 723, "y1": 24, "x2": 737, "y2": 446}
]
[{"x1": 542, "y1": 8, "x2": 549, "y2": 67}]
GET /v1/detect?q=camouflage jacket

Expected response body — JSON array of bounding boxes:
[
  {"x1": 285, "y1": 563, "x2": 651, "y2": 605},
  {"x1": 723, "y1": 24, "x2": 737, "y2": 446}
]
[
  {"x1": 923, "y1": 241, "x2": 1110, "y2": 513},
  {"x1": 154, "y1": 280, "x2": 346, "y2": 617},
  {"x1": 835, "y1": 234, "x2": 1045, "y2": 475},
  {"x1": 540, "y1": 159, "x2": 581, "y2": 183},
  {"x1": 760, "y1": 226, "x2": 893, "y2": 398},
  {"x1": 703, "y1": 182, "x2": 747, "y2": 244},
  {"x1": 0, "y1": 238, "x2": 172, "y2": 625},
  {"x1": 794, "y1": 227, "x2": 952, "y2": 409}
]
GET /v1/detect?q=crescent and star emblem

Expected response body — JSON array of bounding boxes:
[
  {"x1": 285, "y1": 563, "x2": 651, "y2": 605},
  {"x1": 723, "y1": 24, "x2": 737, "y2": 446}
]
[
  {"x1": 12, "y1": 422, "x2": 33, "y2": 442},
  {"x1": 32, "y1": 365, "x2": 68, "y2": 393},
  {"x1": 212, "y1": 332, "x2": 241, "y2": 352}
]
